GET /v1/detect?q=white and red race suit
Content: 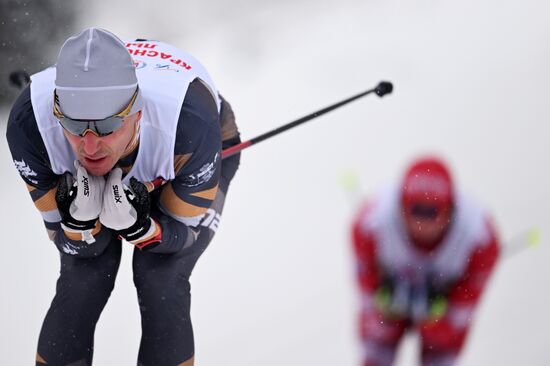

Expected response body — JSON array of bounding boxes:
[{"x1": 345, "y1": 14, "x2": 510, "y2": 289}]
[{"x1": 351, "y1": 186, "x2": 500, "y2": 366}]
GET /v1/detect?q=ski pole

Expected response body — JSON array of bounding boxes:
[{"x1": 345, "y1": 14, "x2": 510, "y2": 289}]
[
  {"x1": 8, "y1": 70, "x2": 30, "y2": 89},
  {"x1": 221, "y1": 81, "x2": 393, "y2": 159},
  {"x1": 502, "y1": 228, "x2": 541, "y2": 258}
]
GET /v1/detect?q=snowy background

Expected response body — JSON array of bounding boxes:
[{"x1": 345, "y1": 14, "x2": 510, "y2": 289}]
[{"x1": 1, "y1": 0, "x2": 550, "y2": 365}]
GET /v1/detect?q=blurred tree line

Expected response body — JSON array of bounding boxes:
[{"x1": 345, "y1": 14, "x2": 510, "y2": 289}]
[{"x1": 0, "y1": 0, "x2": 82, "y2": 110}]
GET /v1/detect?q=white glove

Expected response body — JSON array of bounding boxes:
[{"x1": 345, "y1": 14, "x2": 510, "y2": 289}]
[
  {"x1": 56, "y1": 160, "x2": 105, "y2": 243},
  {"x1": 100, "y1": 169, "x2": 157, "y2": 245},
  {"x1": 100, "y1": 168, "x2": 137, "y2": 231},
  {"x1": 70, "y1": 160, "x2": 105, "y2": 221}
]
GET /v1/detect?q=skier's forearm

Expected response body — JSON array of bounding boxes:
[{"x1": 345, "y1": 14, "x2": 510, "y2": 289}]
[
  {"x1": 352, "y1": 221, "x2": 381, "y2": 293},
  {"x1": 447, "y1": 227, "x2": 500, "y2": 307},
  {"x1": 22, "y1": 183, "x2": 112, "y2": 257},
  {"x1": 50, "y1": 223, "x2": 114, "y2": 258},
  {"x1": 146, "y1": 153, "x2": 222, "y2": 254},
  {"x1": 145, "y1": 208, "x2": 197, "y2": 254}
]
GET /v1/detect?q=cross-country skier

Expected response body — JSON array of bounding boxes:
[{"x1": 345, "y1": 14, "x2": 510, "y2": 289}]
[
  {"x1": 6, "y1": 27, "x2": 240, "y2": 366},
  {"x1": 351, "y1": 157, "x2": 500, "y2": 366}
]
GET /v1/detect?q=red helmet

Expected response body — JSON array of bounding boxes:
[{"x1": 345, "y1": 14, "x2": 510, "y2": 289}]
[{"x1": 401, "y1": 157, "x2": 454, "y2": 217}]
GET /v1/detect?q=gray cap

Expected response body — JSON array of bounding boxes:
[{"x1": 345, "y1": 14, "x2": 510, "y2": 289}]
[{"x1": 55, "y1": 27, "x2": 142, "y2": 120}]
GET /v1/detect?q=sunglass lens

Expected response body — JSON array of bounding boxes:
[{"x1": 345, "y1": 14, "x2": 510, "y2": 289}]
[
  {"x1": 59, "y1": 118, "x2": 88, "y2": 136},
  {"x1": 94, "y1": 117, "x2": 124, "y2": 136}
]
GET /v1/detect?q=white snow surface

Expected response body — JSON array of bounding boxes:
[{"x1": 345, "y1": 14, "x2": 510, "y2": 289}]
[{"x1": 1, "y1": 1, "x2": 550, "y2": 365}]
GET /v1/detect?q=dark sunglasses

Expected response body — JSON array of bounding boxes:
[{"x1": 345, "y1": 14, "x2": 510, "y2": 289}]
[
  {"x1": 409, "y1": 204, "x2": 440, "y2": 219},
  {"x1": 53, "y1": 87, "x2": 139, "y2": 137}
]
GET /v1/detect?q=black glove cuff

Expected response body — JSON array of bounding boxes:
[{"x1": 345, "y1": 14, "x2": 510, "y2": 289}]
[
  {"x1": 60, "y1": 216, "x2": 98, "y2": 231},
  {"x1": 118, "y1": 216, "x2": 152, "y2": 242}
]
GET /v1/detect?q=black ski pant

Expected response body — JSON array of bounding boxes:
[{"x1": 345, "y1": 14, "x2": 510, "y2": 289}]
[{"x1": 36, "y1": 152, "x2": 240, "y2": 366}]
